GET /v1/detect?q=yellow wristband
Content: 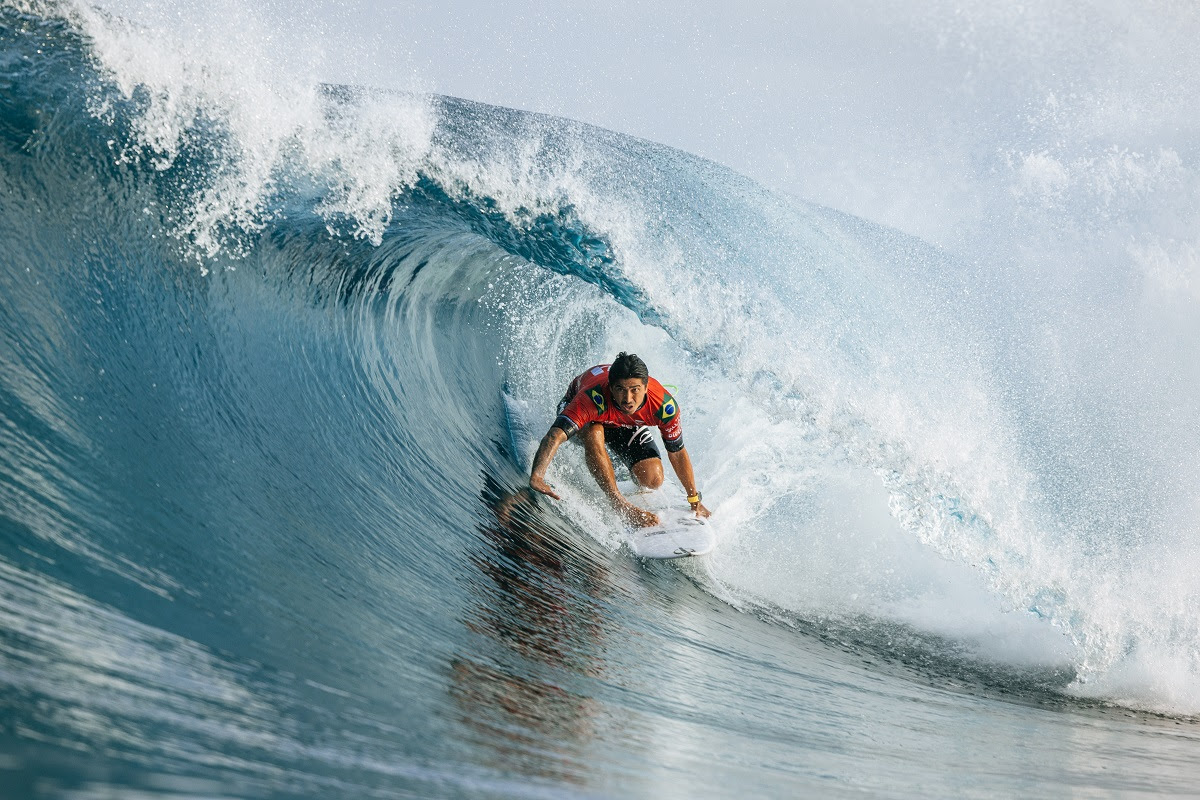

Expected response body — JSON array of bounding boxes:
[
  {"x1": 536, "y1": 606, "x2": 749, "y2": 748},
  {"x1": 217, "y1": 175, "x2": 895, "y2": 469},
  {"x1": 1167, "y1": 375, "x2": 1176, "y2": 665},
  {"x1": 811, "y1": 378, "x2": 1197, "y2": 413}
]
[{"x1": 687, "y1": 491, "x2": 702, "y2": 505}]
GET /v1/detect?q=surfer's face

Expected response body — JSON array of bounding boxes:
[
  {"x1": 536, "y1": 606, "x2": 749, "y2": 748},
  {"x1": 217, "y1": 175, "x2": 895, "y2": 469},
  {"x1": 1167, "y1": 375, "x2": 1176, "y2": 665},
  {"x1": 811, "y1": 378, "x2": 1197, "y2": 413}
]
[{"x1": 611, "y1": 378, "x2": 648, "y2": 414}]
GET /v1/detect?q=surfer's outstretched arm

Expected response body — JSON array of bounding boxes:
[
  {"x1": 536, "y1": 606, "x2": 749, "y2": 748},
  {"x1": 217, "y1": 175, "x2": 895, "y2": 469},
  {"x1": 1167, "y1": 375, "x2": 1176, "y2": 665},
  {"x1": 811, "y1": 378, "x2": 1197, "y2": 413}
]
[
  {"x1": 531, "y1": 423, "x2": 658, "y2": 527},
  {"x1": 666, "y1": 447, "x2": 712, "y2": 518},
  {"x1": 578, "y1": 423, "x2": 658, "y2": 527},
  {"x1": 529, "y1": 427, "x2": 566, "y2": 499}
]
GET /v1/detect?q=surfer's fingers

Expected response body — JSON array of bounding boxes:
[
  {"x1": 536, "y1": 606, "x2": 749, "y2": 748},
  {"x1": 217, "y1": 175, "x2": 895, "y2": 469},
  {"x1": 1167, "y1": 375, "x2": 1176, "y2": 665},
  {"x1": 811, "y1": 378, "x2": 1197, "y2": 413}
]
[{"x1": 532, "y1": 482, "x2": 561, "y2": 500}]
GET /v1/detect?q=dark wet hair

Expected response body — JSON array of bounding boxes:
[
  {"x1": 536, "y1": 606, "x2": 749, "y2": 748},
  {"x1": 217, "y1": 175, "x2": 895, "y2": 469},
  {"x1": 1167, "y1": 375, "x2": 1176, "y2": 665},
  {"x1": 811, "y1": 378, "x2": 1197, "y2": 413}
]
[{"x1": 609, "y1": 352, "x2": 649, "y2": 384}]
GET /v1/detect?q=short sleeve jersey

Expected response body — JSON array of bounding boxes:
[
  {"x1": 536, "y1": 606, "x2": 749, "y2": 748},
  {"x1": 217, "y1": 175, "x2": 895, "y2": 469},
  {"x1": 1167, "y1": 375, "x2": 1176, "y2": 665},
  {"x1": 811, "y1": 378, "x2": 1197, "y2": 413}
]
[{"x1": 553, "y1": 364, "x2": 685, "y2": 452}]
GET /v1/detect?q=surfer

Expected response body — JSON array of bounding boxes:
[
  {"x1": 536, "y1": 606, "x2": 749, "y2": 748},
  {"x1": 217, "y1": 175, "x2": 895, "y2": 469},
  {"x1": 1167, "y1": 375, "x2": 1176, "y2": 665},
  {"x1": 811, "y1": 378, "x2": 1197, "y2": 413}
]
[{"x1": 528, "y1": 352, "x2": 712, "y2": 528}]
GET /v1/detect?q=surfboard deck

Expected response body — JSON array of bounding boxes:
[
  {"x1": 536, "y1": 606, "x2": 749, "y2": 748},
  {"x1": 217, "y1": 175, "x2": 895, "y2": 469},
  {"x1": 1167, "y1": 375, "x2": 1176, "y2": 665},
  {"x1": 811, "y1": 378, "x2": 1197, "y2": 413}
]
[
  {"x1": 629, "y1": 514, "x2": 715, "y2": 559},
  {"x1": 624, "y1": 484, "x2": 716, "y2": 559}
]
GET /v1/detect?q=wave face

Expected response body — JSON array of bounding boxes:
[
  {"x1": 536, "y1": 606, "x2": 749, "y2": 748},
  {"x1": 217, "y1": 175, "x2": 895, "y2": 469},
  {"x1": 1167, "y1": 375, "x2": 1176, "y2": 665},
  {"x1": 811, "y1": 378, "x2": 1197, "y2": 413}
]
[{"x1": 1, "y1": 4, "x2": 1198, "y2": 797}]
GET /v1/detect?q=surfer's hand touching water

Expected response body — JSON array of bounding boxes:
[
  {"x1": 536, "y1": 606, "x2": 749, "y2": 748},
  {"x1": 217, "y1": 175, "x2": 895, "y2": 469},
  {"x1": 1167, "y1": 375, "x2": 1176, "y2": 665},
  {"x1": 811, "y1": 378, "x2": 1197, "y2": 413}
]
[{"x1": 529, "y1": 474, "x2": 560, "y2": 500}]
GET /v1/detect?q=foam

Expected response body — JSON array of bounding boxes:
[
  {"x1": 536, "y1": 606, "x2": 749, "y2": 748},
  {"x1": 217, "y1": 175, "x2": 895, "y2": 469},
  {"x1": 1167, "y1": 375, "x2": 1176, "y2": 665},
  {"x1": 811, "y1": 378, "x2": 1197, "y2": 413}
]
[{"x1": 46, "y1": 0, "x2": 435, "y2": 256}]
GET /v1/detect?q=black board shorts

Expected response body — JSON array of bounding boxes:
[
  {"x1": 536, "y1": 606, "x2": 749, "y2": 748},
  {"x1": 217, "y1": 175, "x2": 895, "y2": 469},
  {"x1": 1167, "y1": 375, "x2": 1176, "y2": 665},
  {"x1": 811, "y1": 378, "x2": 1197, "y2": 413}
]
[{"x1": 602, "y1": 424, "x2": 662, "y2": 469}]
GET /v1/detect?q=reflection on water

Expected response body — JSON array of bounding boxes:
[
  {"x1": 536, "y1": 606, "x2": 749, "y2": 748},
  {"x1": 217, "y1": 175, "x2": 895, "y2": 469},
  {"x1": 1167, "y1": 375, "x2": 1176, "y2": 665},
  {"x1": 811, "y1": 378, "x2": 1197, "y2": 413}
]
[{"x1": 449, "y1": 475, "x2": 612, "y2": 785}]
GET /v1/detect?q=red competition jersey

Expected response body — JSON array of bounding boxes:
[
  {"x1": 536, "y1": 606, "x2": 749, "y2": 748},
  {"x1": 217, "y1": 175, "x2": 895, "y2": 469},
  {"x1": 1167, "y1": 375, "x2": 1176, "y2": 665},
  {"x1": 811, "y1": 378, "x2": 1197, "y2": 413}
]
[{"x1": 553, "y1": 364, "x2": 685, "y2": 452}]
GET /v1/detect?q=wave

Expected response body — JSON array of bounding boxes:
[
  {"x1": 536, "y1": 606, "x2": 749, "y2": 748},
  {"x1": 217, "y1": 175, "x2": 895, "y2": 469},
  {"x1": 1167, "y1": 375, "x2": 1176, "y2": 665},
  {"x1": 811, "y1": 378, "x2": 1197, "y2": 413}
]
[{"x1": 1, "y1": 1, "x2": 1198, "y2": 751}]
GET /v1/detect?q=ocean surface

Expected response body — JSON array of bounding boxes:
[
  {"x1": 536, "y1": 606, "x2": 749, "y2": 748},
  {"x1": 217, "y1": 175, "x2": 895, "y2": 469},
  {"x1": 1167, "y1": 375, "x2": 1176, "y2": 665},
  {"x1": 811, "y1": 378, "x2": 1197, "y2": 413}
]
[{"x1": 2, "y1": 3, "x2": 1199, "y2": 797}]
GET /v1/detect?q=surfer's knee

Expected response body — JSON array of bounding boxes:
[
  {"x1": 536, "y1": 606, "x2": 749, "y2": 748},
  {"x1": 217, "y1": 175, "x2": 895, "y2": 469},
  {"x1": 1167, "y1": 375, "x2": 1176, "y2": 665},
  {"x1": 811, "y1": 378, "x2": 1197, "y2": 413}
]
[
  {"x1": 640, "y1": 472, "x2": 664, "y2": 490},
  {"x1": 631, "y1": 458, "x2": 664, "y2": 489}
]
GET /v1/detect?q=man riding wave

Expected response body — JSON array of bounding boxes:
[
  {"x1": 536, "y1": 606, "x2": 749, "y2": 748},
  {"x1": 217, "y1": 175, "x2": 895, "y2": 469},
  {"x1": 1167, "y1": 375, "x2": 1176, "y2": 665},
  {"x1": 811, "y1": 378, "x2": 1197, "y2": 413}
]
[{"x1": 528, "y1": 352, "x2": 712, "y2": 527}]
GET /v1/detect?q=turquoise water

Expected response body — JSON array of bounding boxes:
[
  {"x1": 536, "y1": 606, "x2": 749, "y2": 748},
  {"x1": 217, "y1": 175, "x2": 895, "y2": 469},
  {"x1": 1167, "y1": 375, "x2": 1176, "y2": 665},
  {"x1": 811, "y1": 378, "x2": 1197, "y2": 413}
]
[{"x1": 1, "y1": 6, "x2": 1198, "y2": 797}]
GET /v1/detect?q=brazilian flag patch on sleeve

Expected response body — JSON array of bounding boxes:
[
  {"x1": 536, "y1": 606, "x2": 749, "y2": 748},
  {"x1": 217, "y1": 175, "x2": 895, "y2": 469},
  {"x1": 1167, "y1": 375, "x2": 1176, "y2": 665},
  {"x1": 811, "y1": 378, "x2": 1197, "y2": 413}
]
[
  {"x1": 657, "y1": 392, "x2": 678, "y2": 422},
  {"x1": 589, "y1": 388, "x2": 606, "y2": 413}
]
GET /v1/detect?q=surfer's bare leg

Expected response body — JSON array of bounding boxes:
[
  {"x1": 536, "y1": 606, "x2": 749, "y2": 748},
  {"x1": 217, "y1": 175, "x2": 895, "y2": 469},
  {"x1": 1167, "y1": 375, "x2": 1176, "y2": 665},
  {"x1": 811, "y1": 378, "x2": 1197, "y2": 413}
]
[
  {"x1": 630, "y1": 457, "x2": 664, "y2": 490},
  {"x1": 580, "y1": 423, "x2": 658, "y2": 527}
]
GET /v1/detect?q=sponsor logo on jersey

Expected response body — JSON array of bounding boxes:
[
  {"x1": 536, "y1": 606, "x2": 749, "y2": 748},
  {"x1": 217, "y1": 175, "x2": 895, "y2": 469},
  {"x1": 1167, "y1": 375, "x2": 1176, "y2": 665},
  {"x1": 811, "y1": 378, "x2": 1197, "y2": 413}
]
[
  {"x1": 589, "y1": 388, "x2": 606, "y2": 413},
  {"x1": 591, "y1": 366, "x2": 605, "y2": 376}
]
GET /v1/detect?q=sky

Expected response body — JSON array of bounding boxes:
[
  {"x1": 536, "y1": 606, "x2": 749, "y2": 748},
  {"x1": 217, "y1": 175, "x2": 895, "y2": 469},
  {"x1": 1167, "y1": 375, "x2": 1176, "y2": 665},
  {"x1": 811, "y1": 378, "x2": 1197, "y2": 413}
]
[
  {"x1": 94, "y1": 0, "x2": 1199, "y2": 263},
  {"x1": 296, "y1": 2, "x2": 1200, "y2": 251},
  {"x1": 89, "y1": 0, "x2": 996, "y2": 245},
  {"x1": 307, "y1": 0, "x2": 982, "y2": 243}
]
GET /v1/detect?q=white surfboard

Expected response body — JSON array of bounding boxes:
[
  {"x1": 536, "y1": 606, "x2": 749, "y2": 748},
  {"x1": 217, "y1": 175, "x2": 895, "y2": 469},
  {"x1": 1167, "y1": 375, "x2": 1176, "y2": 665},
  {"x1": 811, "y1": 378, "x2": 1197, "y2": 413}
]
[
  {"x1": 629, "y1": 514, "x2": 716, "y2": 559},
  {"x1": 624, "y1": 485, "x2": 716, "y2": 559}
]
